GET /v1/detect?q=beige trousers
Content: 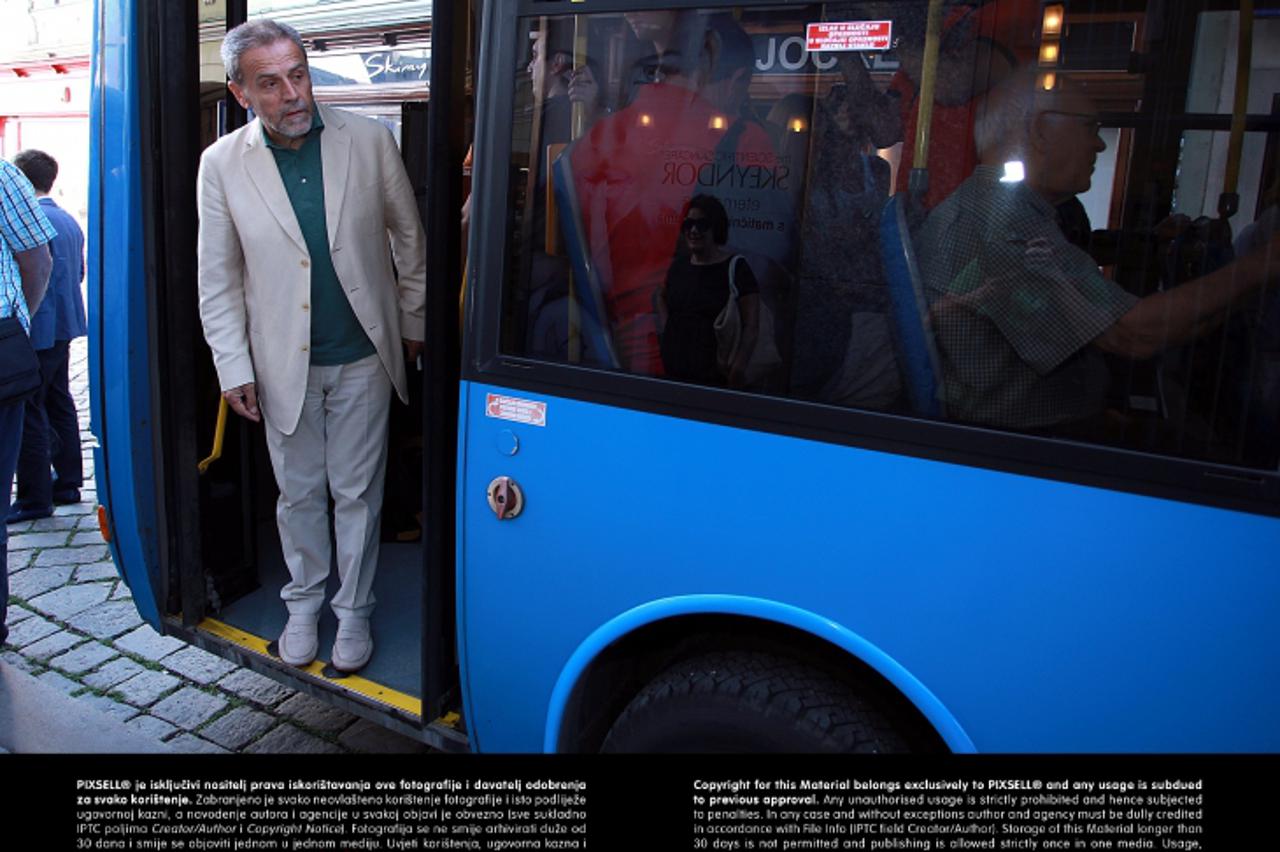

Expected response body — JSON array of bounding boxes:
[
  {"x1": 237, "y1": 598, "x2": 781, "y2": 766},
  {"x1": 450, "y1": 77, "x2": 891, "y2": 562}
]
[{"x1": 263, "y1": 353, "x2": 392, "y2": 620}]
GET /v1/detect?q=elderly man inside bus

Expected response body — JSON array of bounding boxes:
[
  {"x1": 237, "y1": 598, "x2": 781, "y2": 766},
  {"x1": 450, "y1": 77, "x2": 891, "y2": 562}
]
[
  {"x1": 197, "y1": 19, "x2": 426, "y2": 674},
  {"x1": 916, "y1": 69, "x2": 1280, "y2": 436}
]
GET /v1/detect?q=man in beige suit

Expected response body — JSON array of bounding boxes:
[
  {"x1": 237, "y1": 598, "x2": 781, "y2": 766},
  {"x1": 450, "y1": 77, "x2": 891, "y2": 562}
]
[{"x1": 198, "y1": 19, "x2": 426, "y2": 673}]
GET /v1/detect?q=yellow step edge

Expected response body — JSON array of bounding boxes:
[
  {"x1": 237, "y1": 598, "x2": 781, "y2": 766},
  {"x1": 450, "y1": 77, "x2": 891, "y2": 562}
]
[{"x1": 197, "y1": 617, "x2": 424, "y2": 718}]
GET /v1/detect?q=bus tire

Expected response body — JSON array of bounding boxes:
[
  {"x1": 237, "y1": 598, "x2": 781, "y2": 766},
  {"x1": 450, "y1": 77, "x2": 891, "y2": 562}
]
[{"x1": 599, "y1": 650, "x2": 909, "y2": 753}]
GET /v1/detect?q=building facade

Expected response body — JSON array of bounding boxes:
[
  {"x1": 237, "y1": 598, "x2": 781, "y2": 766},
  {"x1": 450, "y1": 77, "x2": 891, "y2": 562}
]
[{"x1": 0, "y1": 0, "x2": 93, "y2": 224}]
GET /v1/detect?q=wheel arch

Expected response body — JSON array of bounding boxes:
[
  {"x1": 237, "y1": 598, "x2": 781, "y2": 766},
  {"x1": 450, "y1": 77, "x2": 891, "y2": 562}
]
[{"x1": 543, "y1": 596, "x2": 969, "y2": 753}]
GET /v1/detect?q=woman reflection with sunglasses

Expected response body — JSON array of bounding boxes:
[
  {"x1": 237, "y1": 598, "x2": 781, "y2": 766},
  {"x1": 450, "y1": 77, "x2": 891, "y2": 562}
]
[{"x1": 658, "y1": 195, "x2": 759, "y2": 388}]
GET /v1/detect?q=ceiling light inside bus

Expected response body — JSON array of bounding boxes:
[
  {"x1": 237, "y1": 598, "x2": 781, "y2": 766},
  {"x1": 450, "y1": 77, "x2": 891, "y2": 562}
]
[
  {"x1": 1039, "y1": 41, "x2": 1060, "y2": 65},
  {"x1": 1042, "y1": 4, "x2": 1065, "y2": 37},
  {"x1": 709, "y1": 115, "x2": 727, "y2": 131},
  {"x1": 1038, "y1": 71, "x2": 1058, "y2": 91},
  {"x1": 789, "y1": 117, "x2": 807, "y2": 133}
]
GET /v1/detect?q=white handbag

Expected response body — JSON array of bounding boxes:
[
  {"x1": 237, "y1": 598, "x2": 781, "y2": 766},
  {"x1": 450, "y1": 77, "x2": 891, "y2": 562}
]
[{"x1": 713, "y1": 255, "x2": 744, "y2": 371}]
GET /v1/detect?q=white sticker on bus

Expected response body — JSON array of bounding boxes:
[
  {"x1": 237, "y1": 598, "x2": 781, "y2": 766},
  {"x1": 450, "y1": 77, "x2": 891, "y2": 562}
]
[
  {"x1": 805, "y1": 21, "x2": 893, "y2": 52},
  {"x1": 485, "y1": 393, "x2": 548, "y2": 427}
]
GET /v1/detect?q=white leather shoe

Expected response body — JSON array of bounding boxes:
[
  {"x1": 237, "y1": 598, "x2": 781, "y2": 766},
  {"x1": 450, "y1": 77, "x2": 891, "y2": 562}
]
[
  {"x1": 277, "y1": 614, "x2": 319, "y2": 666},
  {"x1": 331, "y1": 617, "x2": 373, "y2": 673}
]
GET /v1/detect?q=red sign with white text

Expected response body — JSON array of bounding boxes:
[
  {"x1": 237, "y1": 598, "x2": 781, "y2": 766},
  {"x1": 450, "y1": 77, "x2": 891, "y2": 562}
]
[
  {"x1": 485, "y1": 393, "x2": 548, "y2": 427},
  {"x1": 805, "y1": 21, "x2": 893, "y2": 52}
]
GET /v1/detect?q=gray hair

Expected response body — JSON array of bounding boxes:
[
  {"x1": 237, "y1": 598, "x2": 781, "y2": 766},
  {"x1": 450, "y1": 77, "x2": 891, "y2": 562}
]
[
  {"x1": 221, "y1": 19, "x2": 306, "y2": 84},
  {"x1": 972, "y1": 68, "x2": 1057, "y2": 161}
]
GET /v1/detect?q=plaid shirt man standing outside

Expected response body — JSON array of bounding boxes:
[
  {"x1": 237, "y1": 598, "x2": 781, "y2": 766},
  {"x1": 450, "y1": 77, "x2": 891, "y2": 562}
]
[{"x1": 1, "y1": 158, "x2": 56, "y2": 646}]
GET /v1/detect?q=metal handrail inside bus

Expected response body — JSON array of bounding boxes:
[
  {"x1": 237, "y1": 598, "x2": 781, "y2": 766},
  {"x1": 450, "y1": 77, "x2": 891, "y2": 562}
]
[
  {"x1": 908, "y1": 0, "x2": 948, "y2": 211},
  {"x1": 1220, "y1": 0, "x2": 1254, "y2": 219}
]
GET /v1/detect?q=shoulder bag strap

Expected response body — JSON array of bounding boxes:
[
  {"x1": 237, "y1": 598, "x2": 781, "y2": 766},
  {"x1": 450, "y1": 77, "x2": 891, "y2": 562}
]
[{"x1": 728, "y1": 255, "x2": 743, "y2": 300}]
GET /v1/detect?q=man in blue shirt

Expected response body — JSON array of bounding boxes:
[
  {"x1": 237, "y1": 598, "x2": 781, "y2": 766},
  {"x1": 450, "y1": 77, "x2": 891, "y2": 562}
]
[
  {"x1": 9, "y1": 150, "x2": 88, "y2": 523},
  {"x1": 0, "y1": 158, "x2": 55, "y2": 646}
]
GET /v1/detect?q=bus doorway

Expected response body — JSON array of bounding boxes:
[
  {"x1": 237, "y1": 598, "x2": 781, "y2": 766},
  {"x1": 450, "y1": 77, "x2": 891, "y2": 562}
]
[{"x1": 99, "y1": 0, "x2": 472, "y2": 748}]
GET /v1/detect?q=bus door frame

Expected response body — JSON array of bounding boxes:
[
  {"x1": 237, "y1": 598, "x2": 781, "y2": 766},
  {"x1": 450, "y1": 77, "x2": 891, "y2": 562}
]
[
  {"x1": 133, "y1": 0, "x2": 466, "y2": 739},
  {"x1": 140, "y1": 0, "x2": 212, "y2": 627},
  {"x1": 423, "y1": 0, "x2": 470, "y2": 724}
]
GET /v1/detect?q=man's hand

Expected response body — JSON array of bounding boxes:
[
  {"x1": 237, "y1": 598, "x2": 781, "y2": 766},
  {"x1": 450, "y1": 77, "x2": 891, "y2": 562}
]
[
  {"x1": 403, "y1": 338, "x2": 424, "y2": 365},
  {"x1": 223, "y1": 382, "x2": 261, "y2": 423}
]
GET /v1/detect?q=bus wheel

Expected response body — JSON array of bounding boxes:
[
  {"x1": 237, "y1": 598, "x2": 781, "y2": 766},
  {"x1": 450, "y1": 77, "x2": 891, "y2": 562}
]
[{"x1": 599, "y1": 650, "x2": 909, "y2": 753}]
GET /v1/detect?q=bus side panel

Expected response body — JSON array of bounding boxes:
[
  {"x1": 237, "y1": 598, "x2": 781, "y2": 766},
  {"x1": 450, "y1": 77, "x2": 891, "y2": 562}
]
[
  {"x1": 455, "y1": 381, "x2": 480, "y2": 750},
  {"x1": 459, "y1": 382, "x2": 1280, "y2": 753},
  {"x1": 88, "y1": 0, "x2": 162, "y2": 626}
]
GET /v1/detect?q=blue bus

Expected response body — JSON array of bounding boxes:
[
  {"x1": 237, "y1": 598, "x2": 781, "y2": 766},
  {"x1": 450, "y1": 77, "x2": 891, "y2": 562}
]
[{"x1": 89, "y1": 0, "x2": 1280, "y2": 753}]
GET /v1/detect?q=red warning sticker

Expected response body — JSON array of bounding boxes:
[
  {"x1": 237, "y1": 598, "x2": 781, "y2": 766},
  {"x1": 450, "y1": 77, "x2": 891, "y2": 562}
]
[
  {"x1": 485, "y1": 393, "x2": 548, "y2": 427},
  {"x1": 806, "y1": 21, "x2": 893, "y2": 52}
]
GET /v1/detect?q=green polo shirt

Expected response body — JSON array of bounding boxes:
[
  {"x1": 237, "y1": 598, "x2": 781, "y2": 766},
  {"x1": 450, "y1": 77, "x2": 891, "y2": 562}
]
[{"x1": 265, "y1": 113, "x2": 376, "y2": 366}]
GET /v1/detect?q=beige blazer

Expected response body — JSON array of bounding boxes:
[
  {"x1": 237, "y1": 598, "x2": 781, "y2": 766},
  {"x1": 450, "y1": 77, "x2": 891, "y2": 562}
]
[{"x1": 197, "y1": 104, "x2": 427, "y2": 435}]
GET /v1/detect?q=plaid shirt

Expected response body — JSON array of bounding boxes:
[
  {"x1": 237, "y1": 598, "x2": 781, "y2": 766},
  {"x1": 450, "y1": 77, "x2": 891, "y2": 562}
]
[
  {"x1": 918, "y1": 165, "x2": 1138, "y2": 429},
  {"x1": 1, "y1": 160, "x2": 57, "y2": 332}
]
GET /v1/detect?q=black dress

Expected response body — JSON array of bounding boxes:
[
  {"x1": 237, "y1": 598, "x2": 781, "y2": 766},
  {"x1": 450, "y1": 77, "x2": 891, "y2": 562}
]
[{"x1": 660, "y1": 255, "x2": 759, "y2": 386}]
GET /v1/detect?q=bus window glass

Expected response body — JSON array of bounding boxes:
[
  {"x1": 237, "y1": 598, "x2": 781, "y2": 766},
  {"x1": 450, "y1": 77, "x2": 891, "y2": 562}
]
[
  {"x1": 1188, "y1": 10, "x2": 1280, "y2": 126},
  {"x1": 503, "y1": 5, "x2": 912, "y2": 401},
  {"x1": 1175, "y1": 130, "x2": 1274, "y2": 233},
  {"x1": 498, "y1": 2, "x2": 1280, "y2": 473}
]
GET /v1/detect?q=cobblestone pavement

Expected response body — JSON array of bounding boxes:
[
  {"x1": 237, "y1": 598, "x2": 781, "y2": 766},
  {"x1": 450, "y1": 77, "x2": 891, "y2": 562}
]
[{"x1": 3, "y1": 338, "x2": 431, "y2": 754}]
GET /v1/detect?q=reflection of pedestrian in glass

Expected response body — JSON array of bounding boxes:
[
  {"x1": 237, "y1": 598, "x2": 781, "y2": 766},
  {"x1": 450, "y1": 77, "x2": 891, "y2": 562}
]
[
  {"x1": 810, "y1": 84, "x2": 892, "y2": 223},
  {"x1": 565, "y1": 12, "x2": 781, "y2": 375},
  {"x1": 522, "y1": 21, "x2": 607, "y2": 359},
  {"x1": 789, "y1": 84, "x2": 899, "y2": 409},
  {"x1": 659, "y1": 195, "x2": 759, "y2": 388}
]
